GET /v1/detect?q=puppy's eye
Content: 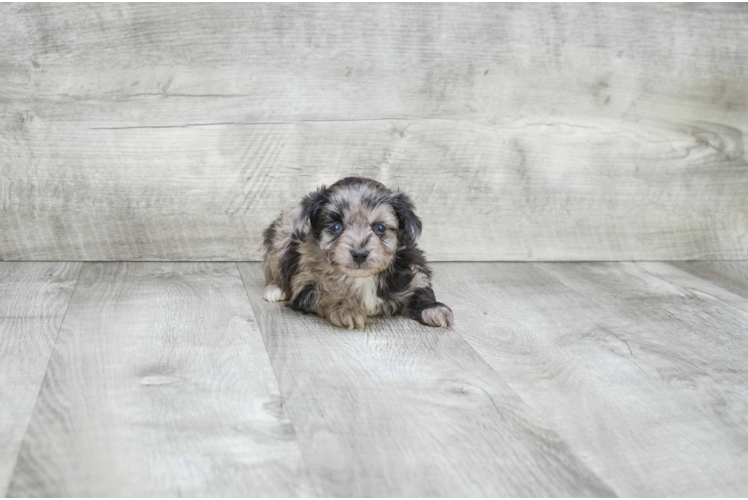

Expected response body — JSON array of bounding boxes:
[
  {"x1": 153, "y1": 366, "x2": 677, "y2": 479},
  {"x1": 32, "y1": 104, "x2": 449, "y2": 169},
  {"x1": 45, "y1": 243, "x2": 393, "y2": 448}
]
[
  {"x1": 330, "y1": 223, "x2": 343, "y2": 233},
  {"x1": 374, "y1": 224, "x2": 386, "y2": 234}
]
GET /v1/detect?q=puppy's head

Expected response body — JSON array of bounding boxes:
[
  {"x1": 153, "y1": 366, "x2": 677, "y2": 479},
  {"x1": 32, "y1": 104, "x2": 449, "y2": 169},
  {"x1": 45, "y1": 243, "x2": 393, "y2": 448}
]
[{"x1": 291, "y1": 177, "x2": 422, "y2": 278}]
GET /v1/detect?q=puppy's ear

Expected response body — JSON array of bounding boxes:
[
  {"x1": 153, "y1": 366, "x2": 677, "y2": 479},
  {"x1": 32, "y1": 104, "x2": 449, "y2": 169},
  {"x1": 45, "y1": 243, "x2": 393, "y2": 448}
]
[
  {"x1": 390, "y1": 192, "x2": 422, "y2": 249},
  {"x1": 290, "y1": 185, "x2": 328, "y2": 242}
]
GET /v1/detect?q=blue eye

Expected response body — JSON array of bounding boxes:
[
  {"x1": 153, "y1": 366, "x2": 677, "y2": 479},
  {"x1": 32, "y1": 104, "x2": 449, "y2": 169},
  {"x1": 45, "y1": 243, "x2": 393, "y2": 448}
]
[
  {"x1": 374, "y1": 224, "x2": 386, "y2": 234},
  {"x1": 330, "y1": 223, "x2": 343, "y2": 233}
]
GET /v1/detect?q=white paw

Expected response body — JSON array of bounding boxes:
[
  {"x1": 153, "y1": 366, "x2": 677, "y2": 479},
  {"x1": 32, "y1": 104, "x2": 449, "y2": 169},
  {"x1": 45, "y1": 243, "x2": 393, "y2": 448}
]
[
  {"x1": 328, "y1": 307, "x2": 367, "y2": 330},
  {"x1": 421, "y1": 304, "x2": 454, "y2": 328},
  {"x1": 263, "y1": 284, "x2": 288, "y2": 302}
]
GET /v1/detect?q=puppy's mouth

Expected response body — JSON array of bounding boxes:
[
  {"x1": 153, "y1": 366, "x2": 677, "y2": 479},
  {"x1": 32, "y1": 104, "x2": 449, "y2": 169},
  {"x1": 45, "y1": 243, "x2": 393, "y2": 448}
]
[
  {"x1": 337, "y1": 260, "x2": 384, "y2": 278},
  {"x1": 342, "y1": 265, "x2": 377, "y2": 278}
]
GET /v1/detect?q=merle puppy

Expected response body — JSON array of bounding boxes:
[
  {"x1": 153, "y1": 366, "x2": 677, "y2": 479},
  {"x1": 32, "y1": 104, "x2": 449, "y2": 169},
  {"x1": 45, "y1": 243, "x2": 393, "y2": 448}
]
[{"x1": 262, "y1": 177, "x2": 453, "y2": 330}]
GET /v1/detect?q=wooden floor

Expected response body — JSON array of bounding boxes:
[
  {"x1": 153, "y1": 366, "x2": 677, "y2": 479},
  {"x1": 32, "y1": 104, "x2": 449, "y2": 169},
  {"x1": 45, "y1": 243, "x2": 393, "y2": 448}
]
[{"x1": 1, "y1": 262, "x2": 747, "y2": 497}]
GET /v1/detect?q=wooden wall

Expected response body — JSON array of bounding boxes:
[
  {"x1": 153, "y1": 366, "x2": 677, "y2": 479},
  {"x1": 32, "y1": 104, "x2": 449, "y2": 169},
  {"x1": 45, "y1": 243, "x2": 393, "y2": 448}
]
[{"x1": 1, "y1": 3, "x2": 747, "y2": 261}]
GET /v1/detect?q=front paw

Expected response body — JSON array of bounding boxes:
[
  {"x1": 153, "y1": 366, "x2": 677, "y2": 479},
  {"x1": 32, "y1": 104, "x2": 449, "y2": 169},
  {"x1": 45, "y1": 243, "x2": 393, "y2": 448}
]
[
  {"x1": 263, "y1": 284, "x2": 288, "y2": 302},
  {"x1": 420, "y1": 303, "x2": 454, "y2": 328},
  {"x1": 327, "y1": 306, "x2": 367, "y2": 330}
]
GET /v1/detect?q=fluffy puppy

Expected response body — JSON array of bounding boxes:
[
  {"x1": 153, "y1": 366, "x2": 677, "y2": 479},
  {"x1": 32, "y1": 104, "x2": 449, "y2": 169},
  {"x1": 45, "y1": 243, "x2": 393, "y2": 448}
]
[{"x1": 262, "y1": 177, "x2": 453, "y2": 330}]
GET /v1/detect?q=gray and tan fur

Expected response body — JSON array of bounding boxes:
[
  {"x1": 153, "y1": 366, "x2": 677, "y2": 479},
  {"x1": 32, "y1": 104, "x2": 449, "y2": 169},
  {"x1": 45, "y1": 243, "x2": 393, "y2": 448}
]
[{"x1": 262, "y1": 177, "x2": 453, "y2": 329}]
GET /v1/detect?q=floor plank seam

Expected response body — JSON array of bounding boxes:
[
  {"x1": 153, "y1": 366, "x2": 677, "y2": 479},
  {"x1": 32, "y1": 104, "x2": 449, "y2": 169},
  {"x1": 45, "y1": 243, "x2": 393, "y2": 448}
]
[
  {"x1": 3, "y1": 263, "x2": 84, "y2": 496},
  {"x1": 234, "y1": 263, "x2": 321, "y2": 498},
  {"x1": 441, "y1": 268, "x2": 620, "y2": 496},
  {"x1": 632, "y1": 262, "x2": 748, "y2": 316}
]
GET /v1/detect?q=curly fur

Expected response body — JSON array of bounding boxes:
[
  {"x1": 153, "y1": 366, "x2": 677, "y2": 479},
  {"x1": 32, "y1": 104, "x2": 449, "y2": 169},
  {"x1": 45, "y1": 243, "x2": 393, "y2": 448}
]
[{"x1": 262, "y1": 177, "x2": 453, "y2": 329}]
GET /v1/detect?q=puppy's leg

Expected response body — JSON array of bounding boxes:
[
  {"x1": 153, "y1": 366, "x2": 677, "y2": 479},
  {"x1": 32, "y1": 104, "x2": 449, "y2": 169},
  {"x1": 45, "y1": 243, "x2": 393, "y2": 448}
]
[
  {"x1": 290, "y1": 283, "x2": 317, "y2": 313},
  {"x1": 292, "y1": 284, "x2": 366, "y2": 329},
  {"x1": 263, "y1": 283, "x2": 288, "y2": 302},
  {"x1": 262, "y1": 258, "x2": 288, "y2": 302},
  {"x1": 327, "y1": 300, "x2": 367, "y2": 330},
  {"x1": 262, "y1": 218, "x2": 291, "y2": 302},
  {"x1": 409, "y1": 287, "x2": 453, "y2": 328}
]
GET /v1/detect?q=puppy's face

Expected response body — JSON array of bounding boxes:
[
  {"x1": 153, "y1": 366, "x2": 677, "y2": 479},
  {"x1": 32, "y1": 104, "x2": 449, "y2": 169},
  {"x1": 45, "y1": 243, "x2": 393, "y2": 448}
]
[
  {"x1": 292, "y1": 178, "x2": 422, "y2": 278},
  {"x1": 317, "y1": 192, "x2": 399, "y2": 278}
]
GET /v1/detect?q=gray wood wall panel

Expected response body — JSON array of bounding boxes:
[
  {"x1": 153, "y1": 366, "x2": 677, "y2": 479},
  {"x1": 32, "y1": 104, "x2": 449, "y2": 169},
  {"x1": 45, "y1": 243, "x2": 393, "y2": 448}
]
[
  {"x1": 2, "y1": 3, "x2": 747, "y2": 261},
  {"x1": 0, "y1": 262, "x2": 80, "y2": 496}
]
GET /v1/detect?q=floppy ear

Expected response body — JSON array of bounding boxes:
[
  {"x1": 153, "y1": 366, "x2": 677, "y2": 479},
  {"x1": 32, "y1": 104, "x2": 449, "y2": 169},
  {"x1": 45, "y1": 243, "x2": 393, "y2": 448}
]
[
  {"x1": 290, "y1": 185, "x2": 328, "y2": 242},
  {"x1": 390, "y1": 192, "x2": 422, "y2": 249}
]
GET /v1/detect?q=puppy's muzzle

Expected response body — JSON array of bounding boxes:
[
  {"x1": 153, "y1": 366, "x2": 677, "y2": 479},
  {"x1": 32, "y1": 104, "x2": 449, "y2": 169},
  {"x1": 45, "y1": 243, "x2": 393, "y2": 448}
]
[{"x1": 351, "y1": 248, "x2": 369, "y2": 264}]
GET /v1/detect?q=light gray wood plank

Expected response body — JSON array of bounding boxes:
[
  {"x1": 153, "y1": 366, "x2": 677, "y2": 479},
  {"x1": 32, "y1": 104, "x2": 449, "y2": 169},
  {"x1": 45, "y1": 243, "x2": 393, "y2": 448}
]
[
  {"x1": 2, "y1": 4, "x2": 747, "y2": 123},
  {"x1": 237, "y1": 262, "x2": 613, "y2": 497},
  {"x1": 670, "y1": 261, "x2": 748, "y2": 300},
  {"x1": 538, "y1": 261, "x2": 748, "y2": 496},
  {"x1": 636, "y1": 261, "x2": 748, "y2": 315},
  {"x1": 7, "y1": 263, "x2": 314, "y2": 497},
  {"x1": 2, "y1": 3, "x2": 748, "y2": 261},
  {"x1": 0, "y1": 262, "x2": 80, "y2": 496},
  {"x1": 434, "y1": 262, "x2": 748, "y2": 496},
  {"x1": 1, "y1": 117, "x2": 746, "y2": 261}
]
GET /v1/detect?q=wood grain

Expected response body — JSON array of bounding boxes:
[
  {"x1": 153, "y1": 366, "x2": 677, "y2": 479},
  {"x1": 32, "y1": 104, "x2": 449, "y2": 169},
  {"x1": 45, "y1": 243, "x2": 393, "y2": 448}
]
[
  {"x1": 7, "y1": 263, "x2": 313, "y2": 497},
  {"x1": 237, "y1": 262, "x2": 613, "y2": 497},
  {"x1": 670, "y1": 261, "x2": 748, "y2": 300},
  {"x1": 2, "y1": 4, "x2": 747, "y2": 122},
  {"x1": 2, "y1": 3, "x2": 748, "y2": 261},
  {"x1": 1, "y1": 116, "x2": 746, "y2": 261},
  {"x1": 431, "y1": 262, "x2": 748, "y2": 496},
  {"x1": 0, "y1": 262, "x2": 80, "y2": 496}
]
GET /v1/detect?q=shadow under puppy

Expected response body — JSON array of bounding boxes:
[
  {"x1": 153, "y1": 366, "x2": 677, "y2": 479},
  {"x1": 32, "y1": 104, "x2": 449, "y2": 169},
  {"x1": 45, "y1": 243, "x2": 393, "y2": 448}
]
[{"x1": 262, "y1": 177, "x2": 453, "y2": 329}]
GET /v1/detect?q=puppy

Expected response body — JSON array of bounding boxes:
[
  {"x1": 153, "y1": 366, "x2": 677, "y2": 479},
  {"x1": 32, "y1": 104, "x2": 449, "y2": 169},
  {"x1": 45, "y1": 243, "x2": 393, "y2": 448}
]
[{"x1": 262, "y1": 177, "x2": 453, "y2": 330}]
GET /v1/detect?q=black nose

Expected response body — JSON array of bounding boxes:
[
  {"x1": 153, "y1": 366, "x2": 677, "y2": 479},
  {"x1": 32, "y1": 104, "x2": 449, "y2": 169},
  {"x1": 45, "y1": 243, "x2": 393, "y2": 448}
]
[{"x1": 351, "y1": 248, "x2": 369, "y2": 264}]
